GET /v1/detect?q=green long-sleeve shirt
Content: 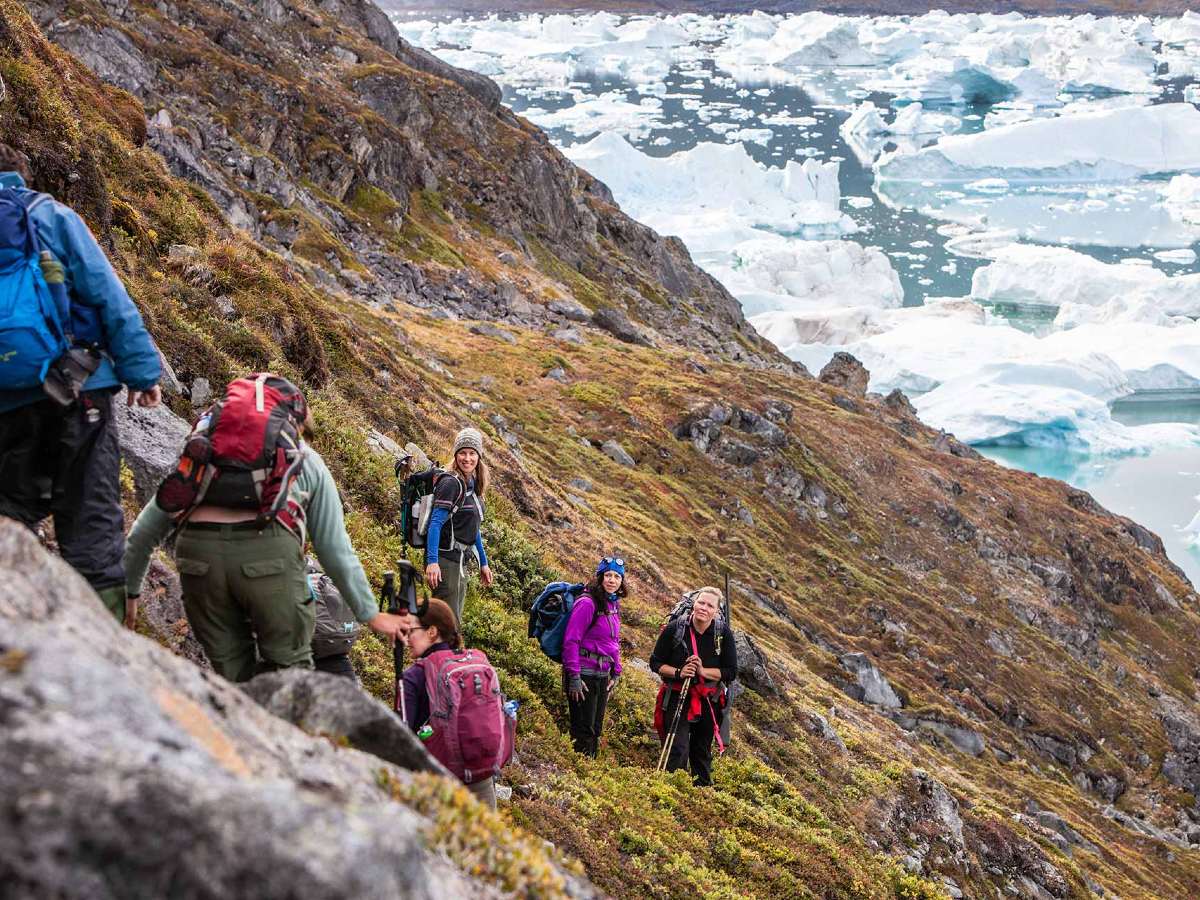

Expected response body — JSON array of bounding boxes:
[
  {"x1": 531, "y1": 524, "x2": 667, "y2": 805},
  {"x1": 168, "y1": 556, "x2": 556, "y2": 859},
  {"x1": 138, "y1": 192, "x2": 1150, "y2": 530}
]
[{"x1": 124, "y1": 447, "x2": 379, "y2": 622}]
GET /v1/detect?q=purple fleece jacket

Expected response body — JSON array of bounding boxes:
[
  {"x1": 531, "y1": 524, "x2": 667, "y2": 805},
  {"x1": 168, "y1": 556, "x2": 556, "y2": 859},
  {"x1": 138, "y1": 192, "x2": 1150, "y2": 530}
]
[{"x1": 561, "y1": 591, "x2": 622, "y2": 677}]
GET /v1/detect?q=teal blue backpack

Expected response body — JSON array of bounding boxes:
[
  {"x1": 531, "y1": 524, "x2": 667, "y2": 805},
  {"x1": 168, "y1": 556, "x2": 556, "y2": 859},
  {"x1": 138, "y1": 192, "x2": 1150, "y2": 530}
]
[
  {"x1": 0, "y1": 189, "x2": 68, "y2": 390},
  {"x1": 527, "y1": 581, "x2": 587, "y2": 662}
]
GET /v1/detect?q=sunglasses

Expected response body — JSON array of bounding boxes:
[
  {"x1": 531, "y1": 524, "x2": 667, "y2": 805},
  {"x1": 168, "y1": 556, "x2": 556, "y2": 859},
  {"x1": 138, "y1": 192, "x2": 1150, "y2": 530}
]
[{"x1": 601, "y1": 557, "x2": 625, "y2": 567}]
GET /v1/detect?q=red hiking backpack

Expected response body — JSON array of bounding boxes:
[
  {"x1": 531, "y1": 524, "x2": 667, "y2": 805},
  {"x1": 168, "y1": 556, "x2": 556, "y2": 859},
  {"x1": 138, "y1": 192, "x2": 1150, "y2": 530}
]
[
  {"x1": 157, "y1": 373, "x2": 308, "y2": 532},
  {"x1": 416, "y1": 647, "x2": 515, "y2": 784}
]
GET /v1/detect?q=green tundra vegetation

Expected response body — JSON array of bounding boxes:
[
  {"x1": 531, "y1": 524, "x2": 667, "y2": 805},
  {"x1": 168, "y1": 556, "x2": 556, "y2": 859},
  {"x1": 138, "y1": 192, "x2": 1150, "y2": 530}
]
[{"x1": 4, "y1": 1, "x2": 1200, "y2": 897}]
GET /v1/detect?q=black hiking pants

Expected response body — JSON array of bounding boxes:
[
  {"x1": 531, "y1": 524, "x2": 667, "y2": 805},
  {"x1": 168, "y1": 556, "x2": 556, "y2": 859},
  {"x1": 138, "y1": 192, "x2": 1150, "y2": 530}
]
[
  {"x1": 0, "y1": 391, "x2": 125, "y2": 591},
  {"x1": 662, "y1": 692, "x2": 717, "y2": 786},
  {"x1": 314, "y1": 652, "x2": 357, "y2": 681},
  {"x1": 567, "y1": 672, "x2": 610, "y2": 757}
]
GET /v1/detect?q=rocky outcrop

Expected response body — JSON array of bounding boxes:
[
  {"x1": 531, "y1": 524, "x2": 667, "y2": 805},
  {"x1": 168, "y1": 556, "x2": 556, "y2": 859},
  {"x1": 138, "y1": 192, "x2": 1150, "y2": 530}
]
[
  {"x1": 114, "y1": 389, "x2": 192, "y2": 504},
  {"x1": 244, "y1": 668, "x2": 449, "y2": 777},
  {"x1": 818, "y1": 352, "x2": 870, "y2": 397},
  {"x1": 0, "y1": 520, "x2": 581, "y2": 898},
  {"x1": 838, "y1": 651, "x2": 903, "y2": 708}
]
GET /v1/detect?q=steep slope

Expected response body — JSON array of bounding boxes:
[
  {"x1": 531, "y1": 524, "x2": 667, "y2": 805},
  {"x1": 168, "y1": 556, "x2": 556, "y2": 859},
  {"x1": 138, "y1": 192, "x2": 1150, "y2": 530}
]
[
  {"x1": 27, "y1": 0, "x2": 771, "y2": 365},
  {"x1": 5, "y1": 1, "x2": 1200, "y2": 898}
]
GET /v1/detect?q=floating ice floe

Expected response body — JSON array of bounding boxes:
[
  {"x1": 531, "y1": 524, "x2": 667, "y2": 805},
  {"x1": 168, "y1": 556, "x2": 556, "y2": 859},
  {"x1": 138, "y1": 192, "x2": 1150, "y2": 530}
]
[
  {"x1": 840, "y1": 101, "x2": 959, "y2": 163},
  {"x1": 565, "y1": 132, "x2": 853, "y2": 248},
  {"x1": 1161, "y1": 174, "x2": 1200, "y2": 225},
  {"x1": 971, "y1": 244, "x2": 1200, "y2": 317},
  {"x1": 526, "y1": 92, "x2": 667, "y2": 141},
  {"x1": 913, "y1": 354, "x2": 1200, "y2": 454},
  {"x1": 876, "y1": 103, "x2": 1200, "y2": 184},
  {"x1": 724, "y1": 239, "x2": 901, "y2": 319}
]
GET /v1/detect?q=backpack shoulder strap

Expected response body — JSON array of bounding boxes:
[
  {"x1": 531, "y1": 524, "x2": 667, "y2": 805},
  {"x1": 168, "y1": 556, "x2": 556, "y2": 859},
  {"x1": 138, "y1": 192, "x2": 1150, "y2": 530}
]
[
  {"x1": 21, "y1": 192, "x2": 53, "y2": 215},
  {"x1": 447, "y1": 473, "x2": 467, "y2": 511}
]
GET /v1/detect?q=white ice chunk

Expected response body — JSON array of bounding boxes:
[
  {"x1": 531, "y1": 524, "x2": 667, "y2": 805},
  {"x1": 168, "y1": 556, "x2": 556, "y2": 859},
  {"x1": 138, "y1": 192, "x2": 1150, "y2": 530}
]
[
  {"x1": 1161, "y1": 174, "x2": 1200, "y2": 225},
  {"x1": 914, "y1": 354, "x2": 1199, "y2": 453},
  {"x1": 1154, "y1": 248, "x2": 1198, "y2": 265},
  {"x1": 877, "y1": 103, "x2": 1200, "y2": 184},
  {"x1": 729, "y1": 239, "x2": 902, "y2": 319},
  {"x1": 565, "y1": 132, "x2": 853, "y2": 247},
  {"x1": 972, "y1": 244, "x2": 1200, "y2": 317}
]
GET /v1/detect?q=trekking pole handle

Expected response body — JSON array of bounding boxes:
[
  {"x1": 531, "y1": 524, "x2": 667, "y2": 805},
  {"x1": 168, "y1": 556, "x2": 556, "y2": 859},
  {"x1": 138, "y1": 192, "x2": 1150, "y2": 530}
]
[{"x1": 380, "y1": 570, "x2": 396, "y2": 614}]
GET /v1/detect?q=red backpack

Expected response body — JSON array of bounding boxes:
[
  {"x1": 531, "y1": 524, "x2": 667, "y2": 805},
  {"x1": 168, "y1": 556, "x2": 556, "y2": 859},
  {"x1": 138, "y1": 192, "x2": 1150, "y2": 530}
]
[
  {"x1": 416, "y1": 647, "x2": 515, "y2": 785},
  {"x1": 157, "y1": 373, "x2": 308, "y2": 531}
]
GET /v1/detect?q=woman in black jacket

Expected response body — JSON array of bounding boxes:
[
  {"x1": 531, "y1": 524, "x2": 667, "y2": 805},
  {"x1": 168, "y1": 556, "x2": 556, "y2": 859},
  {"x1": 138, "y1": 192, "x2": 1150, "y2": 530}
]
[{"x1": 649, "y1": 588, "x2": 737, "y2": 786}]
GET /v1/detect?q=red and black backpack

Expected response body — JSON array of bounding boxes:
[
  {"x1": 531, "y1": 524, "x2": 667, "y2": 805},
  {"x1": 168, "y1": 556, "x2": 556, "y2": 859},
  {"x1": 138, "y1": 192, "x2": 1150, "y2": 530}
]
[{"x1": 157, "y1": 373, "x2": 309, "y2": 532}]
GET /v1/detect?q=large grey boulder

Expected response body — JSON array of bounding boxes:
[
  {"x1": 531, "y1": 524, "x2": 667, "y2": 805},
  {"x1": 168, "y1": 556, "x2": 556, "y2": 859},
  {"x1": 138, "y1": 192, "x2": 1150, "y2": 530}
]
[
  {"x1": 0, "y1": 520, "x2": 576, "y2": 899},
  {"x1": 114, "y1": 389, "x2": 192, "y2": 505},
  {"x1": 244, "y1": 669, "x2": 450, "y2": 778},
  {"x1": 839, "y1": 652, "x2": 903, "y2": 709},
  {"x1": 818, "y1": 352, "x2": 870, "y2": 397}
]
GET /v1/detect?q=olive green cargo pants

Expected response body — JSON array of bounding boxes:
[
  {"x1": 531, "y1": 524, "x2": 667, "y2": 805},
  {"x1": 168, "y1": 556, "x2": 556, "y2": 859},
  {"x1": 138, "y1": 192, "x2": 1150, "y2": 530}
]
[
  {"x1": 175, "y1": 522, "x2": 314, "y2": 683},
  {"x1": 433, "y1": 549, "x2": 470, "y2": 626}
]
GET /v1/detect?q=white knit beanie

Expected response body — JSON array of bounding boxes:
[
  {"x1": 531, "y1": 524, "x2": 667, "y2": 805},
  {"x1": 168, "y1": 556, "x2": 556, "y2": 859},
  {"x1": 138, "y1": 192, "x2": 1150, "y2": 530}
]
[{"x1": 453, "y1": 426, "x2": 484, "y2": 456}]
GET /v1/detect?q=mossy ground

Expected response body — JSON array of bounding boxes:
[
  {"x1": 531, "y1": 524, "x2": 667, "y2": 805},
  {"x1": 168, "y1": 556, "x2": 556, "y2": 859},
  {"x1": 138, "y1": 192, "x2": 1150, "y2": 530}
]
[{"x1": 6, "y1": 1, "x2": 1200, "y2": 897}]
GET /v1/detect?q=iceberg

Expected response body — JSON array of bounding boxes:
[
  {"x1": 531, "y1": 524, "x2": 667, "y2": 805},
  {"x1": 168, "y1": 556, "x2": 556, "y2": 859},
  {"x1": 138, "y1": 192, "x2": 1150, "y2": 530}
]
[
  {"x1": 971, "y1": 245, "x2": 1200, "y2": 317},
  {"x1": 869, "y1": 58, "x2": 1018, "y2": 107},
  {"x1": 1040, "y1": 321, "x2": 1200, "y2": 393},
  {"x1": 1186, "y1": 496, "x2": 1200, "y2": 549},
  {"x1": 565, "y1": 132, "x2": 853, "y2": 248},
  {"x1": 752, "y1": 296, "x2": 983, "y2": 356},
  {"x1": 914, "y1": 355, "x2": 1200, "y2": 453},
  {"x1": 840, "y1": 101, "x2": 959, "y2": 163},
  {"x1": 876, "y1": 104, "x2": 1200, "y2": 184},
  {"x1": 1161, "y1": 174, "x2": 1200, "y2": 225},
  {"x1": 727, "y1": 239, "x2": 902, "y2": 319}
]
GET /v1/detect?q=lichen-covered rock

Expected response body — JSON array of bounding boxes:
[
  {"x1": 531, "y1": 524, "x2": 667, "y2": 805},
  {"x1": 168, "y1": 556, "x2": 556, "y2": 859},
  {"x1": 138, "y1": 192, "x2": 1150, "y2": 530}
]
[
  {"x1": 733, "y1": 630, "x2": 776, "y2": 695},
  {"x1": 113, "y1": 388, "x2": 192, "y2": 504},
  {"x1": 839, "y1": 651, "x2": 903, "y2": 708},
  {"x1": 600, "y1": 439, "x2": 635, "y2": 467},
  {"x1": 819, "y1": 351, "x2": 870, "y2": 396}
]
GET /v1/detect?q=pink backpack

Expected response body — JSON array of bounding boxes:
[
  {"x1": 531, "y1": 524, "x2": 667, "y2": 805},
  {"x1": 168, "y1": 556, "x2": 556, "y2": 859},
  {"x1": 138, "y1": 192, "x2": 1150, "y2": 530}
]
[{"x1": 417, "y1": 648, "x2": 514, "y2": 784}]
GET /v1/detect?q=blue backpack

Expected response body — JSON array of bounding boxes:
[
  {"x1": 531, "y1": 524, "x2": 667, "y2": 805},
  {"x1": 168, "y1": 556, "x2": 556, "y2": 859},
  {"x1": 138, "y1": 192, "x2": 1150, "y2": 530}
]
[
  {"x1": 527, "y1": 581, "x2": 586, "y2": 662},
  {"x1": 0, "y1": 189, "x2": 69, "y2": 390}
]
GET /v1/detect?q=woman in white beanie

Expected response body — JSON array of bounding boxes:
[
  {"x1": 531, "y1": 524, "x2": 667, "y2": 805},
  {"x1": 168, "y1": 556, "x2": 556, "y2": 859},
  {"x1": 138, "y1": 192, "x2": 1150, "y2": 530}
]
[{"x1": 424, "y1": 426, "x2": 493, "y2": 623}]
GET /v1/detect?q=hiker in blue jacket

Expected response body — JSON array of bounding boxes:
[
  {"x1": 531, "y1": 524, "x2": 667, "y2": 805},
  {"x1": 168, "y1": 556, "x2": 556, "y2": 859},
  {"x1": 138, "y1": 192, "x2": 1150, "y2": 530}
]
[
  {"x1": 0, "y1": 144, "x2": 161, "y2": 627},
  {"x1": 424, "y1": 427, "x2": 493, "y2": 624}
]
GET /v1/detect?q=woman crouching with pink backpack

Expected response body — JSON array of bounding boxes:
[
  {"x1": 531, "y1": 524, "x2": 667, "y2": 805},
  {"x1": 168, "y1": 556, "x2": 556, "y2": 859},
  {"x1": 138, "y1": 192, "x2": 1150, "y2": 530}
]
[{"x1": 401, "y1": 598, "x2": 514, "y2": 809}]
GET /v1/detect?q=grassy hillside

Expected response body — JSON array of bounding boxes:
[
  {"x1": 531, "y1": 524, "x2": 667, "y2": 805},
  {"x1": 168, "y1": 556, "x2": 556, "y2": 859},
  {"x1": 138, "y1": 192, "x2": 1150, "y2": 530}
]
[{"x1": 5, "y1": 1, "x2": 1200, "y2": 897}]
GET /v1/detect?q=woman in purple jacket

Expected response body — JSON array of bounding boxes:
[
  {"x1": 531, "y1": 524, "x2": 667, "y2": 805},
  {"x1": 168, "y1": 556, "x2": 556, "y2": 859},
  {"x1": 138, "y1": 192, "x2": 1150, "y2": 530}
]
[{"x1": 563, "y1": 556, "x2": 625, "y2": 757}]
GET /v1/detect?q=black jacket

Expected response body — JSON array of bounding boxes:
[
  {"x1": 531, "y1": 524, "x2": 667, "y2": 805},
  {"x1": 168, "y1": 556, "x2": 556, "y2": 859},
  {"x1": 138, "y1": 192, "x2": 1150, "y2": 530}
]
[{"x1": 649, "y1": 617, "x2": 737, "y2": 687}]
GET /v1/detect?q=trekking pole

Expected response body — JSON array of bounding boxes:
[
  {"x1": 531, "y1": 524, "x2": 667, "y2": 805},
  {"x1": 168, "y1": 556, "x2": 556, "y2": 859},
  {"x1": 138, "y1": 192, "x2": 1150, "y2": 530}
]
[
  {"x1": 723, "y1": 570, "x2": 731, "y2": 627},
  {"x1": 380, "y1": 571, "x2": 406, "y2": 718},
  {"x1": 656, "y1": 675, "x2": 692, "y2": 772}
]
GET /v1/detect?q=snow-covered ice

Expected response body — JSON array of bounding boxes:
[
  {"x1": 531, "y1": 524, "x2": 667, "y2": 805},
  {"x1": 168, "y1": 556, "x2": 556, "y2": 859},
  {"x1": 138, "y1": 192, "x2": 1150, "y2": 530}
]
[
  {"x1": 876, "y1": 104, "x2": 1200, "y2": 185},
  {"x1": 971, "y1": 245, "x2": 1200, "y2": 318},
  {"x1": 565, "y1": 131, "x2": 853, "y2": 248}
]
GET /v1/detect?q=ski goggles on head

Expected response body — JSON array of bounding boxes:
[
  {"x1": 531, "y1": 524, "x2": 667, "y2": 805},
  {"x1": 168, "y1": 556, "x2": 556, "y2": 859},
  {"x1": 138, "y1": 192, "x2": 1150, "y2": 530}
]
[{"x1": 596, "y1": 556, "x2": 626, "y2": 578}]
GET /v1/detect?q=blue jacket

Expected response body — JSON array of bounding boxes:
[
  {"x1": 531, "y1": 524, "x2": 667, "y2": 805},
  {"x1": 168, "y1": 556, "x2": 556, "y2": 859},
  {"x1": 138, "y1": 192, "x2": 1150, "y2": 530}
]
[{"x1": 0, "y1": 171, "x2": 160, "y2": 412}]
